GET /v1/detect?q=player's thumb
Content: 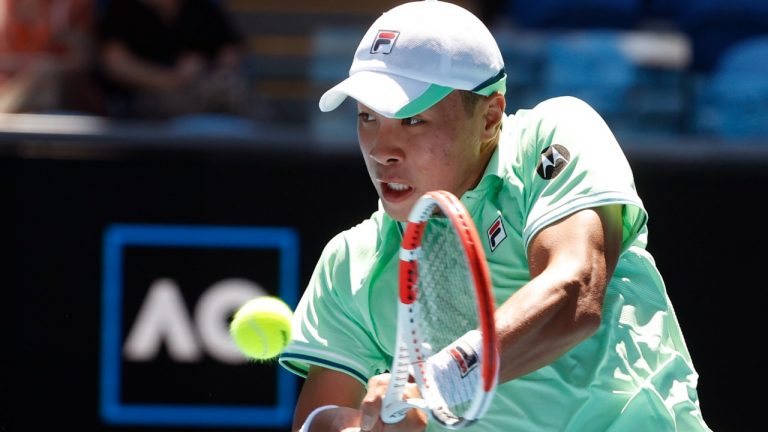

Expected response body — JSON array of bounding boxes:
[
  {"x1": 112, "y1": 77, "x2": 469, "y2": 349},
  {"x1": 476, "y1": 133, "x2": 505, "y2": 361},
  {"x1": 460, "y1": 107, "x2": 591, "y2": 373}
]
[
  {"x1": 360, "y1": 373, "x2": 390, "y2": 431},
  {"x1": 360, "y1": 414, "x2": 377, "y2": 431},
  {"x1": 359, "y1": 398, "x2": 380, "y2": 431}
]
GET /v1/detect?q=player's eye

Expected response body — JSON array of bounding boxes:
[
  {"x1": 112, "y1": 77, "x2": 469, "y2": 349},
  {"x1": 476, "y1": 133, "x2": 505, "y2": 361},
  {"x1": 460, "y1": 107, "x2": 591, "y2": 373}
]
[
  {"x1": 358, "y1": 112, "x2": 374, "y2": 122},
  {"x1": 401, "y1": 117, "x2": 423, "y2": 126}
]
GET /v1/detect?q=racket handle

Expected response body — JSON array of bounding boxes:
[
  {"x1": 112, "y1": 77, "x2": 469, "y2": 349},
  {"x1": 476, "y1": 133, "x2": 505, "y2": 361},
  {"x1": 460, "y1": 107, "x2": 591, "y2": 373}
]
[
  {"x1": 381, "y1": 400, "x2": 409, "y2": 424},
  {"x1": 381, "y1": 398, "x2": 429, "y2": 424},
  {"x1": 382, "y1": 338, "x2": 411, "y2": 423}
]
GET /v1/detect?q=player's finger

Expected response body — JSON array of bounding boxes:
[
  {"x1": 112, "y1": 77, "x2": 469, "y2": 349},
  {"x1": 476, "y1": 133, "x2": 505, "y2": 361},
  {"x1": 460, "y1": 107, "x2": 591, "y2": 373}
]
[
  {"x1": 402, "y1": 398, "x2": 428, "y2": 431},
  {"x1": 360, "y1": 373, "x2": 391, "y2": 431},
  {"x1": 359, "y1": 402, "x2": 379, "y2": 432}
]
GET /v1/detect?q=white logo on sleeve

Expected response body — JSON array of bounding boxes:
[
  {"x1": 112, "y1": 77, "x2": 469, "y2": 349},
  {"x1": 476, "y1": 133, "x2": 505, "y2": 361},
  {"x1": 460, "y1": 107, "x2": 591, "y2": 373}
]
[{"x1": 537, "y1": 144, "x2": 570, "y2": 180}]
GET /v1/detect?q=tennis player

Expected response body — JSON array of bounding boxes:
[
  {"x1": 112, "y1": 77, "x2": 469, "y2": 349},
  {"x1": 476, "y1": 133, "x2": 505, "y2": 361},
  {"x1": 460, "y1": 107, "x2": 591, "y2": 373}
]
[{"x1": 279, "y1": 1, "x2": 711, "y2": 431}]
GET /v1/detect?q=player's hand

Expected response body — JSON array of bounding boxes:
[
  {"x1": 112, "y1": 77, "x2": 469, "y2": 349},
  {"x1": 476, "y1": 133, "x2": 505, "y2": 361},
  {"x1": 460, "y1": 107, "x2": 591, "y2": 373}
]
[{"x1": 359, "y1": 373, "x2": 428, "y2": 432}]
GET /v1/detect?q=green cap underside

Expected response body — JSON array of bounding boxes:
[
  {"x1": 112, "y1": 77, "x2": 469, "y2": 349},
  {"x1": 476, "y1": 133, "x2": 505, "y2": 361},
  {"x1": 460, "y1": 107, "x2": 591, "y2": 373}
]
[
  {"x1": 393, "y1": 84, "x2": 453, "y2": 118},
  {"x1": 393, "y1": 74, "x2": 507, "y2": 119}
]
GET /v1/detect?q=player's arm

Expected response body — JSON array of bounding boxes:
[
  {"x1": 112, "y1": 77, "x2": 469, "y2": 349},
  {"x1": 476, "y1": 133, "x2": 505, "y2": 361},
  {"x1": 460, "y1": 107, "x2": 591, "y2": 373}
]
[
  {"x1": 292, "y1": 365, "x2": 365, "y2": 431},
  {"x1": 495, "y1": 204, "x2": 623, "y2": 382},
  {"x1": 293, "y1": 365, "x2": 427, "y2": 431},
  {"x1": 100, "y1": 41, "x2": 197, "y2": 91}
]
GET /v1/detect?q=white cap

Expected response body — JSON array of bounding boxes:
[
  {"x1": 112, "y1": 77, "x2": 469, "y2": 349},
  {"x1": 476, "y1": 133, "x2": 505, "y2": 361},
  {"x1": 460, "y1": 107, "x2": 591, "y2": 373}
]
[{"x1": 319, "y1": 0, "x2": 506, "y2": 119}]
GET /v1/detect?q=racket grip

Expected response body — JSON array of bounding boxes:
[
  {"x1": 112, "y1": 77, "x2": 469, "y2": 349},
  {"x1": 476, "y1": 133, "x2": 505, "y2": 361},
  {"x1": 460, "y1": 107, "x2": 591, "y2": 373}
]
[
  {"x1": 381, "y1": 400, "x2": 409, "y2": 424},
  {"x1": 381, "y1": 362, "x2": 430, "y2": 423},
  {"x1": 381, "y1": 398, "x2": 429, "y2": 424},
  {"x1": 382, "y1": 338, "x2": 412, "y2": 423}
]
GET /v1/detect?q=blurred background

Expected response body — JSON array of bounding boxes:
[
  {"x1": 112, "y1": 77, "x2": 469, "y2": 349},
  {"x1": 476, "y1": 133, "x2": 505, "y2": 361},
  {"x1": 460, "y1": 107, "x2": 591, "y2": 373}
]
[{"x1": 2, "y1": 0, "x2": 766, "y2": 430}]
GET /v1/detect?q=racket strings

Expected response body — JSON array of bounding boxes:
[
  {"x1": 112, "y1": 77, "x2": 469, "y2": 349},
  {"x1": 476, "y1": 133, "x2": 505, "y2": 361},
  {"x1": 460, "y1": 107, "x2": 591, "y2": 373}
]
[{"x1": 416, "y1": 217, "x2": 481, "y2": 419}]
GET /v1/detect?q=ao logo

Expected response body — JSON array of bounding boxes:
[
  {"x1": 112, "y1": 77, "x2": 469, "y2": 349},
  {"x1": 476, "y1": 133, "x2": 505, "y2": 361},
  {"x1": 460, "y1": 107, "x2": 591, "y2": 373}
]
[{"x1": 123, "y1": 278, "x2": 264, "y2": 364}]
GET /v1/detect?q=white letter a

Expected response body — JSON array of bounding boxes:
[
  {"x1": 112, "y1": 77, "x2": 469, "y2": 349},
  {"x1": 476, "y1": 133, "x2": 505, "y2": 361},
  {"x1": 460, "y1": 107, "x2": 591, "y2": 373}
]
[{"x1": 123, "y1": 278, "x2": 202, "y2": 362}]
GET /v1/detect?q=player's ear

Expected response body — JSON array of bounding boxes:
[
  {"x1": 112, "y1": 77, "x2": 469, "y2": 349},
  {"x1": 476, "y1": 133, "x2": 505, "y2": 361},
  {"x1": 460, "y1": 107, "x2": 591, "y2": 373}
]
[{"x1": 480, "y1": 93, "x2": 505, "y2": 142}]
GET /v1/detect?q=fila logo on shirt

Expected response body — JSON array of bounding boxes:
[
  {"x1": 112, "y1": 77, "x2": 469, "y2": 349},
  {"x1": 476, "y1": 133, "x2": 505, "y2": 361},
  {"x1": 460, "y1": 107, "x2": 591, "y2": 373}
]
[
  {"x1": 537, "y1": 144, "x2": 570, "y2": 180},
  {"x1": 487, "y1": 215, "x2": 507, "y2": 252},
  {"x1": 371, "y1": 30, "x2": 400, "y2": 54}
]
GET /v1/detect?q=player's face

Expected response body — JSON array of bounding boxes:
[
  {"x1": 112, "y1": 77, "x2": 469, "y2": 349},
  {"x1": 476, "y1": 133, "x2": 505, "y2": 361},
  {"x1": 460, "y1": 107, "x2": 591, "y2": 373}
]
[{"x1": 357, "y1": 91, "x2": 498, "y2": 221}]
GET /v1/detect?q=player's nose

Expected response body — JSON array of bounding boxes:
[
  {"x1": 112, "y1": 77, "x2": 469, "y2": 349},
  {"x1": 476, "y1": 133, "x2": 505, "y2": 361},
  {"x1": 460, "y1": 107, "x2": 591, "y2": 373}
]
[{"x1": 368, "y1": 120, "x2": 404, "y2": 166}]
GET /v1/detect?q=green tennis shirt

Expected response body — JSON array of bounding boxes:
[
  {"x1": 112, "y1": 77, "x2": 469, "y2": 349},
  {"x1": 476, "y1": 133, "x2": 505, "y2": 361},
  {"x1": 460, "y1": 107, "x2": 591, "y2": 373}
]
[{"x1": 279, "y1": 96, "x2": 710, "y2": 431}]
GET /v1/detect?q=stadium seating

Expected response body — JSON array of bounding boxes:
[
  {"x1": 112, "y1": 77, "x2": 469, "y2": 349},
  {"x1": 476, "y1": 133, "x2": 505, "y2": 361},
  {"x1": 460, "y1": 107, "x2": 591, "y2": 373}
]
[
  {"x1": 542, "y1": 32, "x2": 634, "y2": 115},
  {"x1": 693, "y1": 35, "x2": 768, "y2": 138},
  {"x1": 643, "y1": 0, "x2": 681, "y2": 21},
  {"x1": 307, "y1": 26, "x2": 361, "y2": 145},
  {"x1": 219, "y1": 0, "x2": 767, "y2": 141},
  {"x1": 677, "y1": 0, "x2": 768, "y2": 72},
  {"x1": 508, "y1": 0, "x2": 642, "y2": 30},
  {"x1": 226, "y1": 0, "x2": 480, "y2": 127},
  {"x1": 498, "y1": 29, "x2": 687, "y2": 139},
  {"x1": 493, "y1": 27, "x2": 549, "y2": 112}
]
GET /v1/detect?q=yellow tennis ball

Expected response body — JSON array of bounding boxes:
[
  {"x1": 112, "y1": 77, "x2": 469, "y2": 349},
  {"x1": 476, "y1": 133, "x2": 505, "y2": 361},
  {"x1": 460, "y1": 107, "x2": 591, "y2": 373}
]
[{"x1": 230, "y1": 296, "x2": 293, "y2": 361}]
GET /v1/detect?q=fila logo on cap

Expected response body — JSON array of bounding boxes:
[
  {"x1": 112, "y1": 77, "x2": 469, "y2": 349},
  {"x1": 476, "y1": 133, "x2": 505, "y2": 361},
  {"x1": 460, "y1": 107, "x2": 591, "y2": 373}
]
[
  {"x1": 487, "y1": 216, "x2": 507, "y2": 252},
  {"x1": 371, "y1": 30, "x2": 400, "y2": 54}
]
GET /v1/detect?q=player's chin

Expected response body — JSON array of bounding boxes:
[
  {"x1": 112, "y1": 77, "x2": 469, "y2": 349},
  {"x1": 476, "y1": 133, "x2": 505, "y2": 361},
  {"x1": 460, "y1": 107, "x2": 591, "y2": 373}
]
[{"x1": 380, "y1": 198, "x2": 414, "y2": 222}]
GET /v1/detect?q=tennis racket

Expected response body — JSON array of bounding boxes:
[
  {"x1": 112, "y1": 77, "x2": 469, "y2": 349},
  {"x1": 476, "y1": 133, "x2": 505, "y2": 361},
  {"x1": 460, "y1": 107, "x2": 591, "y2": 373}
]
[{"x1": 380, "y1": 190, "x2": 499, "y2": 429}]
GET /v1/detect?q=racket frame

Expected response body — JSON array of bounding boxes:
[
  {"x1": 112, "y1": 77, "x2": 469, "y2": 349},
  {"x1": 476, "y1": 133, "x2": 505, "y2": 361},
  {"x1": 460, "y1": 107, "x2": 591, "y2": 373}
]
[{"x1": 380, "y1": 190, "x2": 499, "y2": 428}]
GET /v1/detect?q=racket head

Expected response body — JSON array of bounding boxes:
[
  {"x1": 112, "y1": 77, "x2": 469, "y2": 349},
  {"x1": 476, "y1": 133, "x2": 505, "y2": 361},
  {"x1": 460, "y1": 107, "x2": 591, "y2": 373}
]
[{"x1": 398, "y1": 190, "x2": 498, "y2": 428}]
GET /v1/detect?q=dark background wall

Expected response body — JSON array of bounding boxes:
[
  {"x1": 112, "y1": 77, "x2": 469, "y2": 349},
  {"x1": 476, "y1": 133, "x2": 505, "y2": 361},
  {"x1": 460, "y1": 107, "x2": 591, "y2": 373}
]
[{"x1": 1, "y1": 137, "x2": 765, "y2": 431}]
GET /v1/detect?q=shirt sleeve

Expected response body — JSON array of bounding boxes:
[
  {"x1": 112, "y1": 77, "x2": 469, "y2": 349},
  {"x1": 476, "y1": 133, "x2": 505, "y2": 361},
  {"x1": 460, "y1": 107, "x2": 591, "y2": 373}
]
[
  {"x1": 516, "y1": 96, "x2": 648, "y2": 252},
  {"x1": 279, "y1": 231, "x2": 388, "y2": 386}
]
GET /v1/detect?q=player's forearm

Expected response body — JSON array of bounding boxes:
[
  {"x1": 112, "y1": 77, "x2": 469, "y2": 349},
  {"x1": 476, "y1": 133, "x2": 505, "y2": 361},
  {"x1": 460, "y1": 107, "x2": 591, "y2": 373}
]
[
  {"x1": 101, "y1": 43, "x2": 180, "y2": 91},
  {"x1": 294, "y1": 366, "x2": 368, "y2": 431},
  {"x1": 495, "y1": 206, "x2": 618, "y2": 382},
  {"x1": 494, "y1": 269, "x2": 603, "y2": 383}
]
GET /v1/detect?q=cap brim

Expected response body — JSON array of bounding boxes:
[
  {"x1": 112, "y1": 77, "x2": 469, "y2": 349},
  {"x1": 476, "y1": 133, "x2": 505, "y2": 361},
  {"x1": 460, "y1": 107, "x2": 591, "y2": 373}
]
[{"x1": 318, "y1": 71, "x2": 451, "y2": 119}]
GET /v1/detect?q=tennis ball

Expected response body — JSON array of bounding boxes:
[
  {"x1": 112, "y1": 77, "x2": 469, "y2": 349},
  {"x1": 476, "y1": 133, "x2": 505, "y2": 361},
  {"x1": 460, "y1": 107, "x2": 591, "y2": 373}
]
[{"x1": 230, "y1": 296, "x2": 293, "y2": 361}]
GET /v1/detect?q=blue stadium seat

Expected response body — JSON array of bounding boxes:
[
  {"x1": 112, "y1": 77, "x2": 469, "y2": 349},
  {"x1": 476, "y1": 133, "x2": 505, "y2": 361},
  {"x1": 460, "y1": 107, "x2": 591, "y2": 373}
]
[
  {"x1": 643, "y1": 0, "x2": 681, "y2": 20},
  {"x1": 307, "y1": 26, "x2": 361, "y2": 145},
  {"x1": 694, "y1": 35, "x2": 768, "y2": 138},
  {"x1": 509, "y1": 0, "x2": 642, "y2": 30},
  {"x1": 494, "y1": 27, "x2": 548, "y2": 111},
  {"x1": 539, "y1": 30, "x2": 688, "y2": 138},
  {"x1": 542, "y1": 31, "x2": 635, "y2": 121},
  {"x1": 678, "y1": 0, "x2": 768, "y2": 72},
  {"x1": 716, "y1": 36, "x2": 768, "y2": 76},
  {"x1": 168, "y1": 113, "x2": 258, "y2": 137}
]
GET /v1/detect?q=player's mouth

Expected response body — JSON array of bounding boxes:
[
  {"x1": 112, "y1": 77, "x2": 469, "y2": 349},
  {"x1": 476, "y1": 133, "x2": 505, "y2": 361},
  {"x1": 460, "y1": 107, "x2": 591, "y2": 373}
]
[{"x1": 380, "y1": 181, "x2": 415, "y2": 203}]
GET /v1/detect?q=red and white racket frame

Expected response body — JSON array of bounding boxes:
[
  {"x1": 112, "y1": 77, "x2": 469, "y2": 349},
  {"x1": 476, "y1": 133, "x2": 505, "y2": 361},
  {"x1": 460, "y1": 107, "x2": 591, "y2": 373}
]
[{"x1": 380, "y1": 190, "x2": 499, "y2": 428}]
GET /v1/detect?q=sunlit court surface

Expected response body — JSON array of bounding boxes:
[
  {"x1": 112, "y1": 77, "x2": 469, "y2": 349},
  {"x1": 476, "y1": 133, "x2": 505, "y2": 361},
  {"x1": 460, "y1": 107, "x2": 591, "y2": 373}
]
[{"x1": 2, "y1": 0, "x2": 768, "y2": 431}]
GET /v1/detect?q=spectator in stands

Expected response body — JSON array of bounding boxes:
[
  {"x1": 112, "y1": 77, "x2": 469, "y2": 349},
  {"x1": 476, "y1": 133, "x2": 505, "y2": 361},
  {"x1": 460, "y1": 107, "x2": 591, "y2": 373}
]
[
  {"x1": 96, "y1": 0, "x2": 251, "y2": 119},
  {"x1": 0, "y1": 0, "x2": 98, "y2": 114}
]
